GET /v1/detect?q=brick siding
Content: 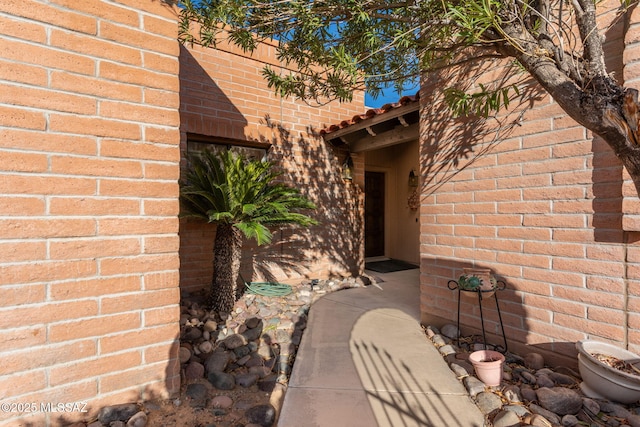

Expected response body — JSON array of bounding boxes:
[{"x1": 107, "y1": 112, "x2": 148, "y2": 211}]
[
  {"x1": 419, "y1": 1, "x2": 640, "y2": 364},
  {"x1": 0, "y1": 1, "x2": 181, "y2": 425},
  {"x1": 179, "y1": 39, "x2": 366, "y2": 292}
]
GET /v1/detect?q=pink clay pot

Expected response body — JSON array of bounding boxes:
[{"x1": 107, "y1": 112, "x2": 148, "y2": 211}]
[{"x1": 469, "y1": 350, "x2": 505, "y2": 386}]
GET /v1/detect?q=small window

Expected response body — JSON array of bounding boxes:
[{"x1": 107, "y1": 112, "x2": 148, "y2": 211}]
[{"x1": 186, "y1": 133, "x2": 270, "y2": 161}]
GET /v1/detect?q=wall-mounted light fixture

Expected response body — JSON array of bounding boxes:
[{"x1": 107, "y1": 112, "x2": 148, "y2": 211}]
[
  {"x1": 342, "y1": 154, "x2": 353, "y2": 181},
  {"x1": 408, "y1": 169, "x2": 418, "y2": 187}
]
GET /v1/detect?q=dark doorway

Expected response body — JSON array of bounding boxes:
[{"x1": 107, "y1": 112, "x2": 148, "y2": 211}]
[{"x1": 365, "y1": 171, "x2": 385, "y2": 257}]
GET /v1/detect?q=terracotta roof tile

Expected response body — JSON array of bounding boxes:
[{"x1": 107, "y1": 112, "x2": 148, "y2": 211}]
[{"x1": 321, "y1": 91, "x2": 420, "y2": 135}]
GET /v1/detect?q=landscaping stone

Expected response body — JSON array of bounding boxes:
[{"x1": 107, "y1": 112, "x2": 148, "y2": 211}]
[
  {"x1": 126, "y1": 411, "x2": 147, "y2": 427},
  {"x1": 536, "y1": 387, "x2": 582, "y2": 415},
  {"x1": 492, "y1": 410, "x2": 520, "y2": 427},
  {"x1": 245, "y1": 404, "x2": 276, "y2": 427},
  {"x1": 211, "y1": 395, "x2": 234, "y2": 409},
  {"x1": 97, "y1": 404, "x2": 139, "y2": 425},
  {"x1": 208, "y1": 371, "x2": 236, "y2": 390},
  {"x1": 425, "y1": 323, "x2": 640, "y2": 427}
]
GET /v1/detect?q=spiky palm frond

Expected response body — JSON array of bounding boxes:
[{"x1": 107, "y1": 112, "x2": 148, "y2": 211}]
[{"x1": 180, "y1": 149, "x2": 317, "y2": 246}]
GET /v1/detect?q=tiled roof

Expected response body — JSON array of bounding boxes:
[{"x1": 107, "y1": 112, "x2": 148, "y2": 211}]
[{"x1": 320, "y1": 92, "x2": 420, "y2": 136}]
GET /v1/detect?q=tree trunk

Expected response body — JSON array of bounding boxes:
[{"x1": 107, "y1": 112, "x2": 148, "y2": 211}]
[{"x1": 209, "y1": 223, "x2": 242, "y2": 313}]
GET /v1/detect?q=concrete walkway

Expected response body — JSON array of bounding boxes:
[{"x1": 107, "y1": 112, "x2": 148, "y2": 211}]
[{"x1": 277, "y1": 268, "x2": 485, "y2": 427}]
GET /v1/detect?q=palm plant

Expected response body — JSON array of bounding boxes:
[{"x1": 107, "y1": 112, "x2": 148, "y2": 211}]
[{"x1": 180, "y1": 149, "x2": 317, "y2": 313}]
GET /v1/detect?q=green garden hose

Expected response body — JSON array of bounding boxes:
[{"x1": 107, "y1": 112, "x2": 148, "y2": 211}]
[{"x1": 244, "y1": 281, "x2": 292, "y2": 296}]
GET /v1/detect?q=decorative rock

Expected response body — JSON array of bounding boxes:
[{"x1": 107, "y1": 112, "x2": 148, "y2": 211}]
[
  {"x1": 211, "y1": 395, "x2": 234, "y2": 409},
  {"x1": 257, "y1": 374, "x2": 277, "y2": 392},
  {"x1": 208, "y1": 371, "x2": 236, "y2": 390},
  {"x1": 520, "y1": 370, "x2": 537, "y2": 384},
  {"x1": 236, "y1": 372, "x2": 259, "y2": 388},
  {"x1": 438, "y1": 344, "x2": 456, "y2": 356},
  {"x1": 245, "y1": 404, "x2": 276, "y2": 427},
  {"x1": 561, "y1": 414, "x2": 579, "y2": 426},
  {"x1": 441, "y1": 323, "x2": 460, "y2": 339},
  {"x1": 536, "y1": 387, "x2": 582, "y2": 415},
  {"x1": 528, "y1": 413, "x2": 554, "y2": 427},
  {"x1": 185, "y1": 361, "x2": 205, "y2": 380},
  {"x1": 536, "y1": 373, "x2": 555, "y2": 388},
  {"x1": 503, "y1": 404, "x2": 531, "y2": 417},
  {"x1": 492, "y1": 409, "x2": 520, "y2": 427},
  {"x1": 199, "y1": 341, "x2": 213, "y2": 354},
  {"x1": 126, "y1": 411, "x2": 148, "y2": 427},
  {"x1": 179, "y1": 346, "x2": 192, "y2": 364},
  {"x1": 425, "y1": 325, "x2": 439, "y2": 337},
  {"x1": 502, "y1": 385, "x2": 522, "y2": 403},
  {"x1": 524, "y1": 353, "x2": 545, "y2": 370},
  {"x1": 183, "y1": 327, "x2": 202, "y2": 341},
  {"x1": 431, "y1": 334, "x2": 446, "y2": 346},
  {"x1": 475, "y1": 391, "x2": 503, "y2": 414},
  {"x1": 548, "y1": 372, "x2": 577, "y2": 386},
  {"x1": 185, "y1": 383, "x2": 208, "y2": 401},
  {"x1": 205, "y1": 351, "x2": 230, "y2": 373},
  {"x1": 224, "y1": 333, "x2": 247, "y2": 349},
  {"x1": 243, "y1": 326, "x2": 263, "y2": 342},
  {"x1": 450, "y1": 362, "x2": 471, "y2": 378},
  {"x1": 463, "y1": 376, "x2": 486, "y2": 397},
  {"x1": 520, "y1": 385, "x2": 537, "y2": 402},
  {"x1": 582, "y1": 398, "x2": 600, "y2": 415},
  {"x1": 97, "y1": 403, "x2": 139, "y2": 424},
  {"x1": 529, "y1": 403, "x2": 561, "y2": 425},
  {"x1": 203, "y1": 319, "x2": 217, "y2": 332}
]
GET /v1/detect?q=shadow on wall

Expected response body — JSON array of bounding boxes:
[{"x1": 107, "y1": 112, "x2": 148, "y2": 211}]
[
  {"x1": 246, "y1": 115, "x2": 363, "y2": 284},
  {"x1": 178, "y1": 44, "x2": 362, "y2": 292},
  {"x1": 591, "y1": 9, "x2": 639, "y2": 245},
  {"x1": 421, "y1": 257, "x2": 579, "y2": 367},
  {"x1": 419, "y1": 60, "x2": 546, "y2": 198},
  {"x1": 11, "y1": 335, "x2": 179, "y2": 426}
]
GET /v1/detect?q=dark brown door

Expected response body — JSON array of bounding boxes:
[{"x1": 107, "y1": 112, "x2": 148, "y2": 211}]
[{"x1": 365, "y1": 171, "x2": 385, "y2": 257}]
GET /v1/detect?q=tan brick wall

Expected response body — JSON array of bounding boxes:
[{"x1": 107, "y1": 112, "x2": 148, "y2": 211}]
[
  {"x1": 179, "y1": 40, "x2": 366, "y2": 292},
  {"x1": 419, "y1": 1, "x2": 640, "y2": 364},
  {"x1": 0, "y1": 1, "x2": 181, "y2": 425}
]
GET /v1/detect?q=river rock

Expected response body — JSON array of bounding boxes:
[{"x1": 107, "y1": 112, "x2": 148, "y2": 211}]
[
  {"x1": 236, "y1": 372, "x2": 259, "y2": 387},
  {"x1": 224, "y1": 333, "x2": 248, "y2": 349},
  {"x1": 463, "y1": 376, "x2": 486, "y2": 397},
  {"x1": 185, "y1": 361, "x2": 205, "y2": 380},
  {"x1": 492, "y1": 409, "x2": 520, "y2": 427},
  {"x1": 211, "y1": 395, "x2": 234, "y2": 409},
  {"x1": 441, "y1": 323, "x2": 459, "y2": 339},
  {"x1": 529, "y1": 403, "x2": 561, "y2": 425},
  {"x1": 536, "y1": 387, "x2": 582, "y2": 415},
  {"x1": 97, "y1": 403, "x2": 139, "y2": 424},
  {"x1": 208, "y1": 371, "x2": 236, "y2": 390},
  {"x1": 245, "y1": 404, "x2": 276, "y2": 427},
  {"x1": 475, "y1": 391, "x2": 503, "y2": 414},
  {"x1": 126, "y1": 411, "x2": 147, "y2": 427},
  {"x1": 561, "y1": 414, "x2": 579, "y2": 426},
  {"x1": 206, "y1": 351, "x2": 230, "y2": 373}
]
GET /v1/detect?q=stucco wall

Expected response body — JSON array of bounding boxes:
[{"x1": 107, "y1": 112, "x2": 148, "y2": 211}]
[
  {"x1": 0, "y1": 1, "x2": 181, "y2": 425},
  {"x1": 365, "y1": 140, "x2": 421, "y2": 264},
  {"x1": 419, "y1": 1, "x2": 640, "y2": 365},
  {"x1": 179, "y1": 39, "x2": 367, "y2": 292}
]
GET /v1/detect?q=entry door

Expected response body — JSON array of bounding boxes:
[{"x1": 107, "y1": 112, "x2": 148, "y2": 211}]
[{"x1": 365, "y1": 171, "x2": 385, "y2": 257}]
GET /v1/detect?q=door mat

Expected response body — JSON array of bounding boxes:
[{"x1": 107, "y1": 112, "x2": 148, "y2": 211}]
[{"x1": 365, "y1": 259, "x2": 419, "y2": 273}]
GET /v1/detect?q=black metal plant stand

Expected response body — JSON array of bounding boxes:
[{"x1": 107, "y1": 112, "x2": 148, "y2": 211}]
[{"x1": 447, "y1": 279, "x2": 508, "y2": 353}]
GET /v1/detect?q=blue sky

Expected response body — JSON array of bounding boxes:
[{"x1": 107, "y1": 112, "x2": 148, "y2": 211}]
[{"x1": 365, "y1": 83, "x2": 420, "y2": 108}]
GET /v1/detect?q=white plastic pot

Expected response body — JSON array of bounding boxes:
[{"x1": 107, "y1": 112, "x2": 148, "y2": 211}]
[{"x1": 576, "y1": 340, "x2": 640, "y2": 404}]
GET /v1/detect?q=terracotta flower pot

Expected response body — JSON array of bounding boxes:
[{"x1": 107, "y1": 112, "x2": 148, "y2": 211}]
[
  {"x1": 469, "y1": 350, "x2": 505, "y2": 386},
  {"x1": 576, "y1": 340, "x2": 640, "y2": 404}
]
